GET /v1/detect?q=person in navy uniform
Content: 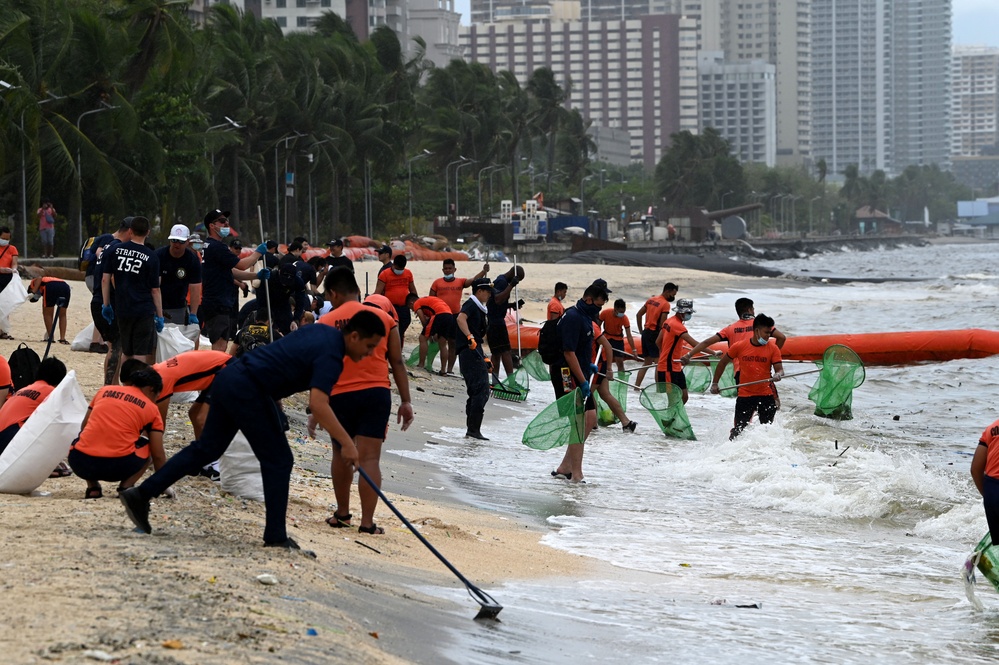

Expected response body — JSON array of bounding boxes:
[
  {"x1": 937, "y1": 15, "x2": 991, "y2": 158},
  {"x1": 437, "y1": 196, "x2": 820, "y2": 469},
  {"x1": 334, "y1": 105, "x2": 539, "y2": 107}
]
[
  {"x1": 199, "y1": 209, "x2": 268, "y2": 352},
  {"x1": 120, "y1": 311, "x2": 387, "y2": 551},
  {"x1": 155, "y1": 224, "x2": 203, "y2": 328},
  {"x1": 455, "y1": 278, "x2": 494, "y2": 440}
]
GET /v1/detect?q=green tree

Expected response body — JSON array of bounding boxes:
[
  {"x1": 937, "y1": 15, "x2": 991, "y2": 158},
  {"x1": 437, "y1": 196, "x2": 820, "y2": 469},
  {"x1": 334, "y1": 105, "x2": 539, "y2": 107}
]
[{"x1": 654, "y1": 128, "x2": 745, "y2": 214}]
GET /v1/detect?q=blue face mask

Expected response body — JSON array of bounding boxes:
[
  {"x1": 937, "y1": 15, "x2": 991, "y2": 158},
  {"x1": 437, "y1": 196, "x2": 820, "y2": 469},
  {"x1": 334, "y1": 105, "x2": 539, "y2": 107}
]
[
  {"x1": 443, "y1": 274, "x2": 456, "y2": 282},
  {"x1": 218, "y1": 226, "x2": 231, "y2": 238},
  {"x1": 392, "y1": 268, "x2": 404, "y2": 276},
  {"x1": 756, "y1": 336, "x2": 767, "y2": 345},
  {"x1": 682, "y1": 313, "x2": 692, "y2": 321}
]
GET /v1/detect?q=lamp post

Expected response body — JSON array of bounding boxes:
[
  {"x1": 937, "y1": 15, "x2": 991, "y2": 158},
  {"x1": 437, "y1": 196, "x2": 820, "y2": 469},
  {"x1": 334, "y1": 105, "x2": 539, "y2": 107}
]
[
  {"x1": 445, "y1": 157, "x2": 467, "y2": 220},
  {"x1": 274, "y1": 131, "x2": 304, "y2": 241},
  {"x1": 206, "y1": 116, "x2": 243, "y2": 193},
  {"x1": 720, "y1": 190, "x2": 734, "y2": 209},
  {"x1": 769, "y1": 194, "x2": 784, "y2": 232},
  {"x1": 581, "y1": 174, "x2": 595, "y2": 219},
  {"x1": 408, "y1": 149, "x2": 432, "y2": 235},
  {"x1": 455, "y1": 159, "x2": 477, "y2": 219},
  {"x1": 488, "y1": 166, "x2": 508, "y2": 211},
  {"x1": 477, "y1": 164, "x2": 504, "y2": 218},
  {"x1": 808, "y1": 196, "x2": 822, "y2": 235},
  {"x1": 77, "y1": 102, "x2": 117, "y2": 251},
  {"x1": 790, "y1": 195, "x2": 802, "y2": 235}
]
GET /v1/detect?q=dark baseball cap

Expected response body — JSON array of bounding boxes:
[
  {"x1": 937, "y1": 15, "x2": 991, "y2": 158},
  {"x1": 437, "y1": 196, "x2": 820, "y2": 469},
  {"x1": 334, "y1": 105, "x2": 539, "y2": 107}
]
[
  {"x1": 203, "y1": 209, "x2": 230, "y2": 225},
  {"x1": 119, "y1": 216, "x2": 134, "y2": 230},
  {"x1": 377, "y1": 244, "x2": 392, "y2": 255},
  {"x1": 471, "y1": 278, "x2": 493, "y2": 292},
  {"x1": 592, "y1": 278, "x2": 612, "y2": 293},
  {"x1": 265, "y1": 239, "x2": 278, "y2": 250},
  {"x1": 327, "y1": 238, "x2": 344, "y2": 247}
]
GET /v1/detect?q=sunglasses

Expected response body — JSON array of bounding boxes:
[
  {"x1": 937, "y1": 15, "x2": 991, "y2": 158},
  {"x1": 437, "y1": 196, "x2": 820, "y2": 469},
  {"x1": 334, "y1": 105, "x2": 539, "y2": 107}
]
[
  {"x1": 170, "y1": 239, "x2": 186, "y2": 244},
  {"x1": 213, "y1": 217, "x2": 229, "y2": 225}
]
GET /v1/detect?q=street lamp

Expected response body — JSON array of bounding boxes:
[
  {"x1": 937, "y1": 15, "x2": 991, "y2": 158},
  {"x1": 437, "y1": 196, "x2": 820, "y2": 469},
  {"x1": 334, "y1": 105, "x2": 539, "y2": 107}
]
[
  {"x1": 77, "y1": 102, "x2": 117, "y2": 251},
  {"x1": 408, "y1": 149, "x2": 432, "y2": 235},
  {"x1": 769, "y1": 193, "x2": 784, "y2": 232},
  {"x1": 477, "y1": 164, "x2": 504, "y2": 218},
  {"x1": 445, "y1": 156, "x2": 468, "y2": 220},
  {"x1": 721, "y1": 190, "x2": 734, "y2": 209},
  {"x1": 455, "y1": 159, "x2": 477, "y2": 219},
  {"x1": 581, "y1": 174, "x2": 595, "y2": 218},
  {"x1": 274, "y1": 131, "x2": 304, "y2": 241},
  {"x1": 808, "y1": 196, "x2": 822, "y2": 235},
  {"x1": 16, "y1": 90, "x2": 64, "y2": 258},
  {"x1": 206, "y1": 116, "x2": 244, "y2": 192},
  {"x1": 789, "y1": 195, "x2": 802, "y2": 234},
  {"x1": 489, "y1": 166, "x2": 508, "y2": 210}
]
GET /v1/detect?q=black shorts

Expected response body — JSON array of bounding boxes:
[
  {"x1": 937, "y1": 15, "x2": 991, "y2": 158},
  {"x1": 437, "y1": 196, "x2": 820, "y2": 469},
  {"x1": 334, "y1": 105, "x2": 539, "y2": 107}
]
[
  {"x1": 329, "y1": 387, "x2": 392, "y2": 440},
  {"x1": 67, "y1": 447, "x2": 146, "y2": 482},
  {"x1": 91, "y1": 301, "x2": 120, "y2": 343},
  {"x1": 429, "y1": 313, "x2": 457, "y2": 340},
  {"x1": 42, "y1": 281, "x2": 71, "y2": 308},
  {"x1": 486, "y1": 323, "x2": 511, "y2": 354},
  {"x1": 594, "y1": 360, "x2": 609, "y2": 386},
  {"x1": 201, "y1": 304, "x2": 237, "y2": 344},
  {"x1": 550, "y1": 363, "x2": 596, "y2": 411},
  {"x1": 609, "y1": 338, "x2": 626, "y2": 357},
  {"x1": 657, "y1": 369, "x2": 688, "y2": 390},
  {"x1": 162, "y1": 306, "x2": 191, "y2": 326},
  {"x1": 641, "y1": 329, "x2": 660, "y2": 359},
  {"x1": 118, "y1": 316, "x2": 157, "y2": 356}
]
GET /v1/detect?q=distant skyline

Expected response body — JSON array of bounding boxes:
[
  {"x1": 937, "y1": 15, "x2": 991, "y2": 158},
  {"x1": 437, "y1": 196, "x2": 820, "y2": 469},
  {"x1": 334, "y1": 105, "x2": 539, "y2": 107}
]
[{"x1": 454, "y1": 0, "x2": 999, "y2": 48}]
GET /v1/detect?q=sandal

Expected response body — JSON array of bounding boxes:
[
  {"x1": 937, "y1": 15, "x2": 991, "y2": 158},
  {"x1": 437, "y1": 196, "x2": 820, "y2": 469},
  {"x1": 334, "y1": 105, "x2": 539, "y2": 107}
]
[
  {"x1": 0, "y1": 332, "x2": 12, "y2": 340},
  {"x1": 325, "y1": 512, "x2": 352, "y2": 528},
  {"x1": 358, "y1": 523, "x2": 385, "y2": 535},
  {"x1": 49, "y1": 462, "x2": 73, "y2": 478},
  {"x1": 58, "y1": 339, "x2": 69, "y2": 345},
  {"x1": 84, "y1": 486, "x2": 103, "y2": 500}
]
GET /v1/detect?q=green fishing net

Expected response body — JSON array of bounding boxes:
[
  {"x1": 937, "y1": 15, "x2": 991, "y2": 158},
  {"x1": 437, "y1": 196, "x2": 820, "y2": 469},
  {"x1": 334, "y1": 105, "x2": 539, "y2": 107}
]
[
  {"x1": 640, "y1": 383, "x2": 696, "y2": 440},
  {"x1": 807, "y1": 344, "x2": 865, "y2": 420},
  {"x1": 521, "y1": 351, "x2": 551, "y2": 381},
  {"x1": 522, "y1": 389, "x2": 586, "y2": 450},
  {"x1": 406, "y1": 340, "x2": 440, "y2": 369},
  {"x1": 972, "y1": 531, "x2": 999, "y2": 593},
  {"x1": 683, "y1": 361, "x2": 714, "y2": 393},
  {"x1": 596, "y1": 372, "x2": 629, "y2": 426},
  {"x1": 492, "y1": 366, "x2": 530, "y2": 402}
]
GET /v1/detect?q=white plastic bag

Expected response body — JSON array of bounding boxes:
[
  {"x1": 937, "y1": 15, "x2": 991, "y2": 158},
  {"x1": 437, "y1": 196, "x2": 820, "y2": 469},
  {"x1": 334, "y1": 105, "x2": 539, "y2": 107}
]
[
  {"x1": 177, "y1": 324, "x2": 201, "y2": 343},
  {"x1": 0, "y1": 277, "x2": 28, "y2": 332},
  {"x1": 0, "y1": 371, "x2": 88, "y2": 494},
  {"x1": 155, "y1": 325, "x2": 195, "y2": 363},
  {"x1": 218, "y1": 432, "x2": 264, "y2": 502},
  {"x1": 71, "y1": 323, "x2": 96, "y2": 351}
]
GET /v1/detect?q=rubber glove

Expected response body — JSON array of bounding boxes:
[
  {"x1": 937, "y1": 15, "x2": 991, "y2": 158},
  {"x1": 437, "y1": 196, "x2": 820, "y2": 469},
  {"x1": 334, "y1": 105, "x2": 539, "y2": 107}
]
[
  {"x1": 29, "y1": 292, "x2": 41, "y2": 303},
  {"x1": 101, "y1": 305, "x2": 114, "y2": 325},
  {"x1": 154, "y1": 316, "x2": 165, "y2": 333},
  {"x1": 188, "y1": 313, "x2": 199, "y2": 325},
  {"x1": 257, "y1": 268, "x2": 271, "y2": 281},
  {"x1": 590, "y1": 362, "x2": 600, "y2": 375},
  {"x1": 579, "y1": 381, "x2": 591, "y2": 400},
  {"x1": 467, "y1": 335, "x2": 477, "y2": 351},
  {"x1": 256, "y1": 243, "x2": 268, "y2": 255}
]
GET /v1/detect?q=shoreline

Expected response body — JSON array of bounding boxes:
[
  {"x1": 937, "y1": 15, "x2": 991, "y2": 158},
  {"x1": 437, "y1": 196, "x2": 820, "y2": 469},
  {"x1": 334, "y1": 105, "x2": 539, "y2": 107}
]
[{"x1": 0, "y1": 262, "x2": 777, "y2": 664}]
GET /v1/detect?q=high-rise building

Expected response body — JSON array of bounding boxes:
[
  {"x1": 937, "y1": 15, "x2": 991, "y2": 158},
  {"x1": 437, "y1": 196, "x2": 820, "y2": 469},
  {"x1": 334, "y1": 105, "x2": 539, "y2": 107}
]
[
  {"x1": 461, "y1": 15, "x2": 698, "y2": 168},
  {"x1": 698, "y1": 52, "x2": 776, "y2": 166},
  {"x1": 811, "y1": 0, "x2": 951, "y2": 178},
  {"x1": 951, "y1": 46, "x2": 999, "y2": 158}
]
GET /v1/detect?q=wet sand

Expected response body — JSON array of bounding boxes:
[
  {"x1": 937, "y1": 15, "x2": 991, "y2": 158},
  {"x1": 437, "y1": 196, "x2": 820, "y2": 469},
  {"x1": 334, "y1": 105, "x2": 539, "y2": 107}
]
[{"x1": 0, "y1": 261, "x2": 774, "y2": 663}]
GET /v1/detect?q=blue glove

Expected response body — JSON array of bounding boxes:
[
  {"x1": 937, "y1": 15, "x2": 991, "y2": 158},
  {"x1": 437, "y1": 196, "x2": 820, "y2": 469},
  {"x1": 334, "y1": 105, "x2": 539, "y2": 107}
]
[
  {"x1": 579, "y1": 381, "x2": 591, "y2": 400},
  {"x1": 101, "y1": 305, "x2": 114, "y2": 325},
  {"x1": 257, "y1": 268, "x2": 271, "y2": 281},
  {"x1": 188, "y1": 313, "x2": 199, "y2": 325},
  {"x1": 154, "y1": 316, "x2": 165, "y2": 333},
  {"x1": 256, "y1": 243, "x2": 268, "y2": 255},
  {"x1": 590, "y1": 362, "x2": 600, "y2": 376}
]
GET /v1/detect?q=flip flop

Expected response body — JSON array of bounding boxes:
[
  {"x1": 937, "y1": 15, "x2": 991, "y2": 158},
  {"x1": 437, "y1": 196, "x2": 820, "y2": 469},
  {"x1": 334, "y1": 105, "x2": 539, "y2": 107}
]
[
  {"x1": 49, "y1": 462, "x2": 73, "y2": 478},
  {"x1": 58, "y1": 339, "x2": 69, "y2": 345}
]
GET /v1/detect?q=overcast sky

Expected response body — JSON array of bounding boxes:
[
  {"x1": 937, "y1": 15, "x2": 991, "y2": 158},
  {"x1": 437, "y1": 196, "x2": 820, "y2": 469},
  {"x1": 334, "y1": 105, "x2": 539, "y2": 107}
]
[{"x1": 455, "y1": 0, "x2": 999, "y2": 47}]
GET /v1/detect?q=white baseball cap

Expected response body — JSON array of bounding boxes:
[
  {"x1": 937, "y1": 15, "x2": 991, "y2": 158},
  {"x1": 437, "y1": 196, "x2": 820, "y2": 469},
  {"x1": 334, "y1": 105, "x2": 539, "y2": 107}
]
[{"x1": 168, "y1": 224, "x2": 190, "y2": 241}]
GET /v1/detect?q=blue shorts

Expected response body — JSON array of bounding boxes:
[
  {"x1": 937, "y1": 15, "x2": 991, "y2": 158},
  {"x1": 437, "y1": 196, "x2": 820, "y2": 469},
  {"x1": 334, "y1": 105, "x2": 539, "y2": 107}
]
[
  {"x1": 329, "y1": 387, "x2": 392, "y2": 440},
  {"x1": 641, "y1": 329, "x2": 660, "y2": 359}
]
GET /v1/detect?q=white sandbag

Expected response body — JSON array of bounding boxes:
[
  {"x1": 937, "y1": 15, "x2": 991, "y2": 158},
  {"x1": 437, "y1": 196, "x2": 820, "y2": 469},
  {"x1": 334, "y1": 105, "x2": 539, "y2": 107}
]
[
  {"x1": 0, "y1": 371, "x2": 87, "y2": 494},
  {"x1": 176, "y1": 324, "x2": 201, "y2": 343},
  {"x1": 218, "y1": 432, "x2": 264, "y2": 502},
  {"x1": 71, "y1": 323, "x2": 96, "y2": 351},
  {"x1": 0, "y1": 277, "x2": 28, "y2": 322},
  {"x1": 155, "y1": 325, "x2": 195, "y2": 363}
]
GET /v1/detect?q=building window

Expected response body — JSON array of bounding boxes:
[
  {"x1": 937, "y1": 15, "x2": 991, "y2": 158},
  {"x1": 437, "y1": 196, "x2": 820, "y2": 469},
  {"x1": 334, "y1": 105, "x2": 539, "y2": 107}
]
[
  {"x1": 277, "y1": 16, "x2": 287, "y2": 26},
  {"x1": 276, "y1": 0, "x2": 286, "y2": 6},
  {"x1": 298, "y1": 16, "x2": 309, "y2": 26},
  {"x1": 322, "y1": 0, "x2": 331, "y2": 5},
  {"x1": 297, "y1": 0, "x2": 306, "y2": 6}
]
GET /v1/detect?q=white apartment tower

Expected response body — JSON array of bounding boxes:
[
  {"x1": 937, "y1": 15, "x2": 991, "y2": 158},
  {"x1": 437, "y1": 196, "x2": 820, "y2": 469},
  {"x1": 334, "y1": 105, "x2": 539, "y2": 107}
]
[
  {"x1": 811, "y1": 0, "x2": 952, "y2": 177},
  {"x1": 951, "y1": 46, "x2": 999, "y2": 158},
  {"x1": 697, "y1": 52, "x2": 777, "y2": 166}
]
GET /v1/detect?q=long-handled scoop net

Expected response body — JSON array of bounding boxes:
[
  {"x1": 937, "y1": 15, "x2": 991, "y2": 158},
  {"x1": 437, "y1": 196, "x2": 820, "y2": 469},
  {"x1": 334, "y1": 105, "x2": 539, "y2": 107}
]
[
  {"x1": 523, "y1": 347, "x2": 602, "y2": 449},
  {"x1": 807, "y1": 344, "x2": 865, "y2": 420},
  {"x1": 353, "y1": 463, "x2": 503, "y2": 620},
  {"x1": 493, "y1": 256, "x2": 530, "y2": 403}
]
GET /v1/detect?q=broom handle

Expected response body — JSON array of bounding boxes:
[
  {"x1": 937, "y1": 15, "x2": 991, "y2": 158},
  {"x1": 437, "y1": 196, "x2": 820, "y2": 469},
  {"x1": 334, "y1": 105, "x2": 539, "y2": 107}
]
[{"x1": 514, "y1": 255, "x2": 524, "y2": 387}]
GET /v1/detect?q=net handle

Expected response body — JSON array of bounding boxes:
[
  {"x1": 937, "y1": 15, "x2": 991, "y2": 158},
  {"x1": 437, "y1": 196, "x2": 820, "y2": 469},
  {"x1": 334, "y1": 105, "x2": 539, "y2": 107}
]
[
  {"x1": 514, "y1": 254, "x2": 525, "y2": 389},
  {"x1": 728, "y1": 368, "x2": 822, "y2": 390}
]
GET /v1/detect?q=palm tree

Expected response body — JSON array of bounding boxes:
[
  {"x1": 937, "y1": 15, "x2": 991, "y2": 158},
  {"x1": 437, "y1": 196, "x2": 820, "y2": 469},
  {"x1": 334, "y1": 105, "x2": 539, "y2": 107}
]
[{"x1": 526, "y1": 67, "x2": 569, "y2": 193}]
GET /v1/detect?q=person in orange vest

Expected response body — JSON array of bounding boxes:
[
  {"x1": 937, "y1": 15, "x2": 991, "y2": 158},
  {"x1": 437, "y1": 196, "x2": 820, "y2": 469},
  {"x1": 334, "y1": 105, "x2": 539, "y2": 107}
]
[
  {"x1": 598, "y1": 298, "x2": 637, "y2": 373},
  {"x1": 0, "y1": 357, "x2": 66, "y2": 457},
  {"x1": 28, "y1": 275, "x2": 71, "y2": 344},
  {"x1": 634, "y1": 282, "x2": 677, "y2": 390},
  {"x1": 428, "y1": 258, "x2": 489, "y2": 374},
  {"x1": 374, "y1": 254, "x2": 418, "y2": 343},
  {"x1": 411, "y1": 294, "x2": 457, "y2": 375},
  {"x1": 547, "y1": 282, "x2": 568, "y2": 321},
  {"x1": 971, "y1": 419, "x2": 999, "y2": 546}
]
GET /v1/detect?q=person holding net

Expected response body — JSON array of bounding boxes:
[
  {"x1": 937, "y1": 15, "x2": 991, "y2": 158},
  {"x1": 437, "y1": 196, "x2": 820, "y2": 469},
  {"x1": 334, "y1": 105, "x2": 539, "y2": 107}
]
[{"x1": 710, "y1": 314, "x2": 784, "y2": 440}]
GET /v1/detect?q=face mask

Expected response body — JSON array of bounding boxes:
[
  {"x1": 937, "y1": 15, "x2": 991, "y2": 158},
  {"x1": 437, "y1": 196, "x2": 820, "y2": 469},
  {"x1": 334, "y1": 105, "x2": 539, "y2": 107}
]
[
  {"x1": 756, "y1": 337, "x2": 767, "y2": 345},
  {"x1": 191, "y1": 243, "x2": 203, "y2": 251},
  {"x1": 682, "y1": 313, "x2": 692, "y2": 321},
  {"x1": 443, "y1": 274, "x2": 456, "y2": 282},
  {"x1": 614, "y1": 312, "x2": 625, "y2": 318},
  {"x1": 218, "y1": 226, "x2": 230, "y2": 238},
  {"x1": 392, "y1": 268, "x2": 404, "y2": 276},
  {"x1": 0, "y1": 239, "x2": 8, "y2": 247},
  {"x1": 741, "y1": 313, "x2": 754, "y2": 320},
  {"x1": 667, "y1": 295, "x2": 675, "y2": 302}
]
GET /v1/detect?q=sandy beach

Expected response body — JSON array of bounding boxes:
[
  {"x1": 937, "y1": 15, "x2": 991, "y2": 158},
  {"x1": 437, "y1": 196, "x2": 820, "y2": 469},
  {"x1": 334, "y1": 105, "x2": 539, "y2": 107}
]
[{"x1": 0, "y1": 259, "x2": 775, "y2": 664}]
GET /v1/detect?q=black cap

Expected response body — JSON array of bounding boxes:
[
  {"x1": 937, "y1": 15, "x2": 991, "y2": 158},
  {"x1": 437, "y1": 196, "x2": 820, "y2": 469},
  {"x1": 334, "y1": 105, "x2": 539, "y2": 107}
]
[
  {"x1": 592, "y1": 278, "x2": 612, "y2": 293},
  {"x1": 377, "y1": 244, "x2": 392, "y2": 255},
  {"x1": 265, "y1": 239, "x2": 278, "y2": 250},
  {"x1": 228, "y1": 238, "x2": 242, "y2": 250},
  {"x1": 119, "y1": 216, "x2": 134, "y2": 230},
  {"x1": 203, "y1": 209, "x2": 230, "y2": 225},
  {"x1": 327, "y1": 238, "x2": 344, "y2": 247},
  {"x1": 471, "y1": 278, "x2": 493, "y2": 292}
]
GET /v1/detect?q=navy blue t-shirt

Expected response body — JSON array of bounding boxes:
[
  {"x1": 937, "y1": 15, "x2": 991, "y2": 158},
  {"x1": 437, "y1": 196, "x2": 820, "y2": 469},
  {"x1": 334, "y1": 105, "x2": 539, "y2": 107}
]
[
  {"x1": 455, "y1": 298, "x2": 486, "y2": 352},
  {"x1": 201, "y1": 236, "x2": 240, "y2": 309},
  {"x1": 92, "y1": 238, "x2": 121, "y2": 305},
  {"x1": 85, "y1": 233, "x2": 115, "y2": 279},
  {"x1": 106, "y1": 241, "x2": 160, "y2": 318},
  {"x1": 559, "y1": 300, "x2": 598, "y2": 380},
  {"x1": 155, "y1": 246, "x2": 203, "y2": 310},
  {"x1": 486, "y1": 276, "x2": 510, "y2": 325},
  {"x1": 294, "y1": 259, "x2": 318, "y2": 287},
  {"x1": 238, "y1": 323, "x2": 345, "y2": 399}
]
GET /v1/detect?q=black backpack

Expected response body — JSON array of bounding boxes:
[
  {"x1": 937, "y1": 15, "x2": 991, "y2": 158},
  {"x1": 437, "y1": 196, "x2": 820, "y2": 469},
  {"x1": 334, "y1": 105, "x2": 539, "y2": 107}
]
[
  {"x1": 9, "y1": 343, "x2": 40, "y2": 391},
  {"x1": 537, "y1": 318, "x2": 564, "y2": 365}
]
